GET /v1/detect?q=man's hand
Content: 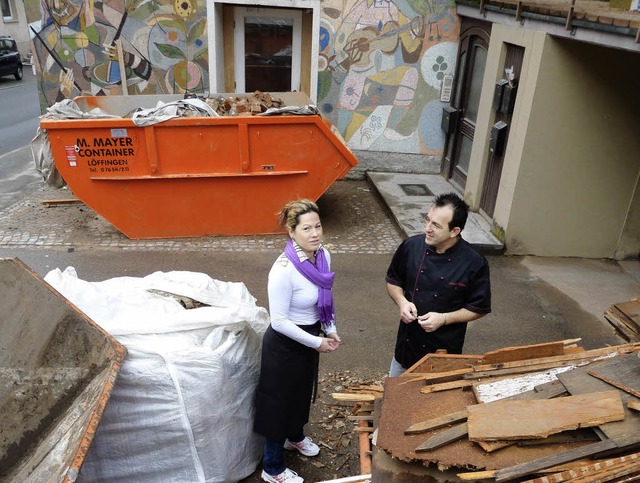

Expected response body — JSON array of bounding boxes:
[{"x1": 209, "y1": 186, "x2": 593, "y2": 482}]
[
  {"x1": 417, "y1": 312, "x2": 447, "y2": 332},
  {"x1": 401, "y1": 302, "x2": 418, "y2": 323}
]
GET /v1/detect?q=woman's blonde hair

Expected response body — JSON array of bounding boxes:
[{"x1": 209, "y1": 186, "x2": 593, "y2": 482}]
[{"x1": 278, "y1": 199, "x2": 320, "y2": 231}]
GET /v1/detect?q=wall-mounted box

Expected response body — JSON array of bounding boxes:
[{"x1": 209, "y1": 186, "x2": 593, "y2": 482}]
[
  {"x1": 493, "y1": 79, "x2": 509, "y2": 111},
  {"x1": 500, "y1": 84, "x2": 518, "y2": 114},
  {"x1": 441, "y1": 106, "x2": 460, "y2": 134},
  {"x1": 489, "y1": 120, "x2": 508, "y2": 157}
]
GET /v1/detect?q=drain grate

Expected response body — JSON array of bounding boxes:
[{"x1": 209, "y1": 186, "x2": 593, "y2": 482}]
[{"x1": 399, "y1": 184, "x2": 433, "y2": 196}]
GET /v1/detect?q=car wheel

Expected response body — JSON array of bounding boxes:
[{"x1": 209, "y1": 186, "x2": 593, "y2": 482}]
[{"x1": 14, "y1": 65, "x2": 23, "y2": 80}]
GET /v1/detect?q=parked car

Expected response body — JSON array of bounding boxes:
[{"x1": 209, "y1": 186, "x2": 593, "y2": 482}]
[{"x1": 0, "y1": 36, "x2": 23, "y2": 80}]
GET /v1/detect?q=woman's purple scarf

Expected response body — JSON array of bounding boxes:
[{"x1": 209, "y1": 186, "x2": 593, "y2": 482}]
[{"x1": 284, "y1": 239, "x2": 335, "y2": 328}]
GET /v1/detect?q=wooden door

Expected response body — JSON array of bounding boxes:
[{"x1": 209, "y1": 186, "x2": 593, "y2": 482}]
[{"x1": 443, "y1": 18, "x2": 491, "y2": 190}]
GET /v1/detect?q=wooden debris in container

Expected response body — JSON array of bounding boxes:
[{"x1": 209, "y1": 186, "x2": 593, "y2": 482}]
[{"x1": 205, "y1": 91, "x2": 285, "y2": 116}]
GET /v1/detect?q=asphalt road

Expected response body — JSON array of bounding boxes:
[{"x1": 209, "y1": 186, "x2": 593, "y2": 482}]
[
  {"x1": 0, "y1": 68, "x2": 42, "y2": 211},
  {"x1": 0, "y1": 67, "x2": 41, "y2": 155}
]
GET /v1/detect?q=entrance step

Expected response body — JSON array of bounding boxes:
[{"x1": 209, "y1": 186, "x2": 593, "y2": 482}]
[{"x1": 367, "y1": 172, "x2": 504, "y2": 255}]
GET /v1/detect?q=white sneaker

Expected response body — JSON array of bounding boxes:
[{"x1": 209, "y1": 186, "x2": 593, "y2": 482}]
[
  {"x1": 284, "y1": 436, "x2": 320, "y2": 457},
  {"x1": 261, "y1": 468, "x2": 304, "y2": 483}
]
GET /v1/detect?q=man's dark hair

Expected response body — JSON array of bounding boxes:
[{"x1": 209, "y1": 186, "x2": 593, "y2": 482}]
[{"x1": 434, "y1": 192, "x2": 469, "y2": 231}]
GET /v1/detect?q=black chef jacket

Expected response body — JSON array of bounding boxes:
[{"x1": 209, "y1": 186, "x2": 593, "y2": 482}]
[{"x1": 385, "y1": 234, "x2": 491, "y2": 368}]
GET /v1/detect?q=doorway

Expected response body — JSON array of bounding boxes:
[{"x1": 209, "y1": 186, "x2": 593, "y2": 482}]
[
  {"x1": 233, "y1": 7, "x2": 302, "y2": 93},
  {"x1": 479, "y1": 43, "x2": 524, "y2": 218},
  {"x1": 443, "y1": 18, "x2": 491, "y2": 191}
]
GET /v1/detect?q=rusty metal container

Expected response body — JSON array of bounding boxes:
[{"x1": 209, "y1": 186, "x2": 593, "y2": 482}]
[{"x1": 0, "y1": 258, "x2": 126, "y2": 482}]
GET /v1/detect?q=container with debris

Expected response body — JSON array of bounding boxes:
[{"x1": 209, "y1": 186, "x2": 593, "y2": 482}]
[{"x1": 37, "y1": 92, "x2": 359, "y2": 239}]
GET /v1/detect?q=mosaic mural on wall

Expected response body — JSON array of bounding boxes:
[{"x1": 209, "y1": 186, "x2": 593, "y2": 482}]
[
  {"x1": 318, "y1": 0, "x2": 460, "y2": 155},
  {"x1": 28, "y1": 0, "x2": 209, "y2": 109}
]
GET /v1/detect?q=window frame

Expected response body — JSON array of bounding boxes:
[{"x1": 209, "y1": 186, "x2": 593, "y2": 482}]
[{"x1": 233, "y1": 6, "x2": 302, "y2": 93}]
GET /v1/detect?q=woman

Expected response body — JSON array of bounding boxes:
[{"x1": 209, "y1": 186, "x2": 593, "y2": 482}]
[{"x1": 254, "y1": 199, "x2": 341, "y2": 483}]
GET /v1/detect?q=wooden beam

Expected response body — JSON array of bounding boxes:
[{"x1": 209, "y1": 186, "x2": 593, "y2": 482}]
[
  {"x1": 468, "y1": 343, "x2": 640, "y2": 378},
  {"x1": 42, "y1": 199, "x2": 84, "y2": 206},
  {"x1": 421, "y1": 379, "x2": 474, "y2": 393},
  {"x1": 405, "y1": 409, "x2": 469, "y2": 435},
  {"x1": 415, "y1": 422, "x2": 469, "y2": 452},
  {"x1": 457, "y1": 469, "x2": 496, "y2": 481},
  {"x1": 332, "y1": 393, "x2": 376, "y2": 402},
  {"x1": 494, "y1": 440, "x2": 618, "y2": 482},
  {"x1": 480, "y1": 340, "x2": 577, "y2": 364}
]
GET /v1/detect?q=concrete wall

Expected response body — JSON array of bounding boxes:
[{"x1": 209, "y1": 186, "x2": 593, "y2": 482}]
[
  {"x1": 507, "y1": 37, "x2": 640, "y2": 258},
  {"x1": 470, "y1": 23, "x2": 640, "y2": 258}
]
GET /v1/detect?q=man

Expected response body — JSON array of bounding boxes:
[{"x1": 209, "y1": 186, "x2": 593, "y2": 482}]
[{"x1": 385, "y1": 192, "x2": 491, "y2": 377}]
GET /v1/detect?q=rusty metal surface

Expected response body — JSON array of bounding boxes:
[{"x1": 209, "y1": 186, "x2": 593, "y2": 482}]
[
  {"x1": 0, "y1": 257, "x2": 126, "y2": 482},
  {"x1": 376, "y1": 377, "x2": 589, "y2": 471}
]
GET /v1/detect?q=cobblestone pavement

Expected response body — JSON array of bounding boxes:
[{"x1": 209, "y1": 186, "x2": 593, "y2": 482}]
[{"x1": 0, "y1": 179, "x2": 404, "y2": 254}]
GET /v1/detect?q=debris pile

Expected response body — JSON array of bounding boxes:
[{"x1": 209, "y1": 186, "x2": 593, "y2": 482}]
[
  {"x1": 605, "y1": 297, "x2": 640, "y2": 342},
  {"x1": 204, "y1": 91, "x2": 285, "y2": 116},
  {"x1": 371, "y1": 340, "x2": 640, "y2": 481}
]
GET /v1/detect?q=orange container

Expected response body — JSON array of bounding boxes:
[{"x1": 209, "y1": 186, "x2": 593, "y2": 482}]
[{"x1": 40, "y1": 93, "x2": 359, "y2": 239}]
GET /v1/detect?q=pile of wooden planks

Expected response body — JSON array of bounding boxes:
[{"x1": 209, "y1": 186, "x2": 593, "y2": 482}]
[
  {"x1": 330, "y1": 385, "x2": 382, "y2": 481},
  {"x1": 375, "y1": 340, "x2": 640, "y2": 482},
  {"x1": 605, "y1": 297, "x2": 640, "y2": 342}
]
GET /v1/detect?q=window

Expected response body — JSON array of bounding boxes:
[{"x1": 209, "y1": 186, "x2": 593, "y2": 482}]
[
  {"x1": 1, "y1": 0, "x2": 15, "y2": 21},
  {"x1": 233, "y1": 7, "x2": 301, "y2": 93}
]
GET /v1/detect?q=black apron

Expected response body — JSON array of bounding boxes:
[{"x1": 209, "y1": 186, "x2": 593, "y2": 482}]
[{"x1": 253, "y1": 322, "x2": 320, "y2": 441}]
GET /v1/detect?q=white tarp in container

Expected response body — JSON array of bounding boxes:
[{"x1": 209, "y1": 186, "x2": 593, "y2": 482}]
[{"x1": 44, "y1": 267, "x2": 269, "y2": 482}]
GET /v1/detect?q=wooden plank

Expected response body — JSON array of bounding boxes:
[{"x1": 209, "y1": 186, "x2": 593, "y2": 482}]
[
  {"x1": 416, "y1": 368, "x2": 474, "y2": 384},
  {"x1": 467, "y1": 391, "x2": 625, "y2": 442},
  {"x1": 420, "y1": 379, "x2": 473, "y2": 393},
  {"x1": 473, "y1": 370, "x2": 569, "y2": 403},
  {"x1": 42, "y1": 198, "x2": 84, "y2": 206},
  {"x1": 348, "y1": 415, "x2": 374, "y2": 421},
  {"x1": 557, "y1": 365, "x2": 640, "y2": 447},
  {"x1": 331, "y1": 393, "x2": 376, "y2": 402},
  {"x1": 587, "y1": 353, "x2": 640, "y2": 399},
  {"x1": 614, "y1": 298, "x2": 640, "y2": 330},
  {"x1": 480, "y1": 340, "x2": 575, "y2": 364},
  {"x1": 413, "y1": 380, "x2": 567, "y2": 452},
  {"x1": 405, "y1": 409, "x2": 469, "y2": 435},
  {"x1": 476, "y1": 430, "x2": 598, "y2": 453},
  {"x1": 608, "y1": 306, "x2": 640, "y2": 335},
  {"x1": 494, "y1": 440, "x2": 618, "y2": 482},
  {"x1": 415, "y1": 422, "x2": 469, "y2": 452},
  {"x1": 406, "y1": 353, "x2": 482, "y2": 375},
  {"x1": 521, "y1": 451, "x2": 640, "y2": 483},
  {"x1": 457, "y1": 469, "x2": 497, "y2": 480},
  {"x1": 470, "y1": 343, "x2": 640, "y2": 374},
  {"x1": 604, "y1": 310, "x2": 640, "y2": 342},
  {"x1": 629, "y1": 400, "x2": 640, "y2": 412}
]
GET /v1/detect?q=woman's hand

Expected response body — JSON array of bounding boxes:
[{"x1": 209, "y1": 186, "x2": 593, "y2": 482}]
[
  {"x1": 318, "y1": 336, "x2": 340, "y2": 353},
  {"x1": 327, "y1": 332, "x2": 341, "y2": 345}
]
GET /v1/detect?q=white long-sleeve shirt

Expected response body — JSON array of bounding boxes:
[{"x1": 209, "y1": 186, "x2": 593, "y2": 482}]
[{"x1": 267, "y1": 250, "x2": 337, "y2": 349}]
